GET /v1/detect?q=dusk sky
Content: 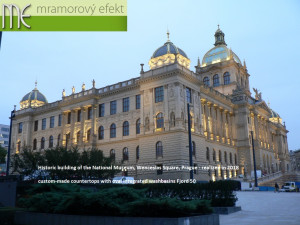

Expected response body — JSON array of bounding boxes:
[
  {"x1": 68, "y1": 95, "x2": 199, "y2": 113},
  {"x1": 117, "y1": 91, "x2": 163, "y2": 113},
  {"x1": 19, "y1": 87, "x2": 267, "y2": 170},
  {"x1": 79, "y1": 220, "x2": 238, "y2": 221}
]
[{"x1": 0, "y1": 0, "x2": 299, "y2": 150}]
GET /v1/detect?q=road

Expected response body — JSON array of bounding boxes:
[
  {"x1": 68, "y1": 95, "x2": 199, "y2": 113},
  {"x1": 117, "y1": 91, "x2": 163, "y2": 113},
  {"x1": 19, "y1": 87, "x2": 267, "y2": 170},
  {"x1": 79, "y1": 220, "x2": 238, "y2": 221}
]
[{"x1": 220, "y1": 191, "x2": 300, "y2": 225}]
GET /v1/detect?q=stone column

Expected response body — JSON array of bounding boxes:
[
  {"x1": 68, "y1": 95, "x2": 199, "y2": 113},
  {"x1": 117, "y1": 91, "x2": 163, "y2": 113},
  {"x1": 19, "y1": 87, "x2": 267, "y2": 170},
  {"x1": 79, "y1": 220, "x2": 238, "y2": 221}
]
[
  {"x1": 92, "y1": 104, "x2": 97, "y2": 148},
  {"x1": 164, "y1": 84, "x2": 169, "y2": 130},
  {"x1": 81, "y1": 107, "x2": 86, "y2": 144},
  {"x1": 70, "y1": 109, "x2": 76, "y2": 146}
]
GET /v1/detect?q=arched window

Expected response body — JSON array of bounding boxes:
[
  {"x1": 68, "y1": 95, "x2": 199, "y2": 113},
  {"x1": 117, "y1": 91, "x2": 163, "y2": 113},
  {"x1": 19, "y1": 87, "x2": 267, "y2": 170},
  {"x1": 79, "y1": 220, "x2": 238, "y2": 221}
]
[
  {"x1": 33, "y1": 139, "x2": 37, "y2": 150},
  {"x1": 203, "y1": 77, "x2": 210, "y2": 86},
  {"x1": 57, "y1": 134, "x2": 61, "y2": 147},
  {"x1": 234, "y1": 154, "x2": 237, "y2": 165},
  {"x1": 230, "y1": 152, "x2": 233, "y2": 164},
  {"x1": 76, "y1": 131, "x2": 81, "y2": 143},
  {"x1": 65, "y1": 133, "x2": 70, "y2": 147},
  {"x1": 224, "y1": 152, "x2": 227, "y2": 163},
  {"x1": 170, "y1": 112, "x2": 175, "y2": 127},
  {"x1": 213, "y1": 74, "x2": 219, "y2": 87},
  {"x1": 123, "y1": 121, "x2": 129, "y2": 136},
  {"x1": 219, "y1": 150, "x2": 222, "y2": 162},
  {"x1": 98, "y1": 126, "x2": 104, "y2": 140},
  {"x1": 17, "y1": 140, "x2": 21, "y2": 153},
  {"x1": 223, "y1": 72, "x2": 230, "y2": 85},
  {"x1": 87, "y1": 129, "x2": 91, "y2": 142},
  {"x1": 206, "y1": 147, "x2": 210, "y2": 161},
  {"x1": 136, "y1": 119, "x2": 140, "y2": 134},
  {"x1": 110, "y1": 149, "x2": 115, "y2": 161},
  {"x1": 192, "y1": 141, "x2": 196, "y2": 156},
  {"x1": 156, "y1": 113, "x2": 164, "y2": 129},
  {"x1": 136, "y1": 146, "x2": 140, "y2": 160},
  {"x1": 123, "y1": 147, "x2": 129, "y2": 161},
  {"x1": 213, "y1": 149, "x2": 216, "y2": 161},
  {"x1": 41, "y1": 137, "x2": 45, "y2": 149},
  {"x1": 156, "y1": 141, "x2": 163, "y2": 157},
  {"x1": 49, "y1": 136, "x2": 54, "y2": 148},
  {"x1": 110, "y1": 123, "x2": 116, "y2": 138}
]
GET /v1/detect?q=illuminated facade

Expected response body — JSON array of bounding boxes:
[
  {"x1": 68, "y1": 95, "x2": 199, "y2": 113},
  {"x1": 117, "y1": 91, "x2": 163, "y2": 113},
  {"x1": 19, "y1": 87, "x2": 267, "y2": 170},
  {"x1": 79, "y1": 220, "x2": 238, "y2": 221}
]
[{"x1": 10, "y1": 27, "x2": 290, "y2": 180}]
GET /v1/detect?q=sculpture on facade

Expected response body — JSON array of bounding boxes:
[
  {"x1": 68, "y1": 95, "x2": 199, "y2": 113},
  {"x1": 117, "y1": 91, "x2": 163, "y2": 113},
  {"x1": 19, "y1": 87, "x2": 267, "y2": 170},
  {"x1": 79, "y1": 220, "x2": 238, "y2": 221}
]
[{"x1": 253, "y1": 88, "x2": 262, "y2": 101}]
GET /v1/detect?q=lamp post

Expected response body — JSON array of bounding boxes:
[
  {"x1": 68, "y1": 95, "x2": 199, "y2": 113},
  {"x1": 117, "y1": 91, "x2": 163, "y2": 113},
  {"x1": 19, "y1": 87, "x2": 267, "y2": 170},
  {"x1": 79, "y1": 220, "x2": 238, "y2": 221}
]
[
  {"x1": 6, "y1": 106, "x2": 16, "y2": 176},
  {"x1": 250, "y1": 131, "x2": 258, "y2": 187},
  {"x1": 187, "y1": 103, "x2": 193, "y2": 180}
]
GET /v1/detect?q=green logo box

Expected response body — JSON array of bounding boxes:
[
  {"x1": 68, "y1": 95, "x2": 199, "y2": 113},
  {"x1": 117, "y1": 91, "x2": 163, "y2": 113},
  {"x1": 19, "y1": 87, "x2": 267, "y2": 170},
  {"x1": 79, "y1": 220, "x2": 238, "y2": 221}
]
[{"x1": 1, "y1": 0, "x2": 127, "y2": 31}]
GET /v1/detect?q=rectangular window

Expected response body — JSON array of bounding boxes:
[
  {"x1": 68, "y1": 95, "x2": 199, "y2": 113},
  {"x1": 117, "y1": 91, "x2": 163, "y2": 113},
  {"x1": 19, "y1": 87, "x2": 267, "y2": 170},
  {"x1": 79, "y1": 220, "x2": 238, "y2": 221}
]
[
  {"x1": 156, "y1": 164, "x2": 163, "y2": 175},
  {"x1": 77, "y1": 110, "x2": 81, "y2": 122},
  {"x1": 87, "y1": 107, "x2": 92, "y2": 120},
  {"x1": 67, "y1": 112, "x2": 71, "y2": 124},
  {"x1": 1, "y1": 127, "x2": 9, "y2": 132},
  {"x1": 58, "y1": 114, "x2": 62, "y2": 126},
  {"x1": 34, "y1": 120, "x2": 38, "y2": 131},
  {"x1": 99, "y1": 104, "x2": 105, "y2": 117},
  {"x1": 123, "y1": 97, "x2": 130, "y2": 112},
  {"x1": 136, "y1": 95, "x2": 141, "y2": 109},
  {"x1": 50, "y1": 116, "x2": 55, "y2": 128},
  {"x1": 186, "y1": 87, "x2": 192, "y2": 103},
  {"x1": 42, "y1": 118, "x2": 46, "y2": 130},
  {"x1": 155, "y1": 86, "x2": 164, "y2": 103},
  {"x1": 18, "y1": 123, "x2": 23, "y2": 133},
  {"x1": 110, "y1": 101, "x2": 117, "y2": 115}
]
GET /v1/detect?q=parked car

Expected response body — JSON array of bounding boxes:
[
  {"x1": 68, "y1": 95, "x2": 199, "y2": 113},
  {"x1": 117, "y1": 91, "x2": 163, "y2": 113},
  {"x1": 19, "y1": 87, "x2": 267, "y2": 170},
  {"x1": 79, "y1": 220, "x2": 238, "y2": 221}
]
[
  {"x1": 23, "y1": 170, "x2": 50, "y2": 181},
  {"x1": 112, "y1": 176, "x2": 134, "y2": 184},
  {"x1": 280, "y1": 182, "x2": 300, "y2": 192}
]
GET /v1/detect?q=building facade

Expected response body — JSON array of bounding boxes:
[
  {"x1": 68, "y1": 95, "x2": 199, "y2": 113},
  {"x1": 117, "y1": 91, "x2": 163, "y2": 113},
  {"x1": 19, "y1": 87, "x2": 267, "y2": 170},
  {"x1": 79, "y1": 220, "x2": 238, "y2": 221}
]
[
  {"x1": 0, "y1": 124, "x2": 10, "y2": 149},
  {"x1": 10, "y1": 27, "x2": 290, "y2": 180}
]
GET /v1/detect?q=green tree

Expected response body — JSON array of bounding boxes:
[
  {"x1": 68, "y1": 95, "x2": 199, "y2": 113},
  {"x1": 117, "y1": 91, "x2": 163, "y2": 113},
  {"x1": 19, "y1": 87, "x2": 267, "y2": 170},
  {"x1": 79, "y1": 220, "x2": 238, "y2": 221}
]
[
  {"x1": 0, "y1": 145, "x2": 7, "y2": 164},
  {"x1": 10, "y1": 147, "x2": 45, "y2": 178},
  {"x1": 11, "y1": 146, "x2": 118, "y2": 180}
]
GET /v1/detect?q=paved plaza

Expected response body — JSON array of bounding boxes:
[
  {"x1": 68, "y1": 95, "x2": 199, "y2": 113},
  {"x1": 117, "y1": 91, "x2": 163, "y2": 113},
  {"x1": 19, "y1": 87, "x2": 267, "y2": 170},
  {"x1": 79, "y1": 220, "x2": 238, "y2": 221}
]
[{"x1": 220, "y1": 191, "x2": 300, "y2": 225}]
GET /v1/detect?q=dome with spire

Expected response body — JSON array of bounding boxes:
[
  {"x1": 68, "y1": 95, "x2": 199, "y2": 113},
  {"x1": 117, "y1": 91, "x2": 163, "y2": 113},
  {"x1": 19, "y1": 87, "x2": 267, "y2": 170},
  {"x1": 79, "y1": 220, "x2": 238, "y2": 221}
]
[
  {"x1": 149, "y1": 31, "x2": 190, "y2": 70},
  {"x1": 20, "y1": 82, "x2": 48, "y2": 109},
  {"x1": 202, "y1": 26, "x2": 241, "y2": 67},
  {"x1": 268, "y1": 103, "x2": 282, "y2": 124}
]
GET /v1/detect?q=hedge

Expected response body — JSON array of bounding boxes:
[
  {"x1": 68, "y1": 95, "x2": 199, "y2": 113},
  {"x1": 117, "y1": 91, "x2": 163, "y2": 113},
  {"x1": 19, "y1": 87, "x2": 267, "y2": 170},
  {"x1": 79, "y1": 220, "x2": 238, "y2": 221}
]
[{"x1": 18, "y1": 184, "x2": 212, "y2": 217}]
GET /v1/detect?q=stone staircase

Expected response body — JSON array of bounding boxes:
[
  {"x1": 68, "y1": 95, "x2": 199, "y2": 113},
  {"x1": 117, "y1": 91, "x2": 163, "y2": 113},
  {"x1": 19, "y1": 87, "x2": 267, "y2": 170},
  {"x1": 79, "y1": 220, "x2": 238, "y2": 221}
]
[{"x1": 259, "y1": 172, "x2": 300, "y2": 188}]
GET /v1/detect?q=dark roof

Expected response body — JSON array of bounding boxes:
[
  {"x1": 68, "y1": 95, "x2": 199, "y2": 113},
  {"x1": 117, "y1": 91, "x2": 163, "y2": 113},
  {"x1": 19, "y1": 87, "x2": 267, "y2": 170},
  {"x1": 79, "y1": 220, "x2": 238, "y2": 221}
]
[
  {"x1": 21, "y1": 89, "x2": 47, "y2": 103},
  {"x1": 152, "y1": 41, "x2": 188, "y2": 58}
]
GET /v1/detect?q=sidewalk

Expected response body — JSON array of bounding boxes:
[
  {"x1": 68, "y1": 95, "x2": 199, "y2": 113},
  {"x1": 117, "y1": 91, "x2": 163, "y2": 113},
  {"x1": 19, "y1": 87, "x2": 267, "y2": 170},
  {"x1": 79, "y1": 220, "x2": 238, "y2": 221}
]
[{"x1": 220, "y1": 191, "x2": 300, "y2": 225}]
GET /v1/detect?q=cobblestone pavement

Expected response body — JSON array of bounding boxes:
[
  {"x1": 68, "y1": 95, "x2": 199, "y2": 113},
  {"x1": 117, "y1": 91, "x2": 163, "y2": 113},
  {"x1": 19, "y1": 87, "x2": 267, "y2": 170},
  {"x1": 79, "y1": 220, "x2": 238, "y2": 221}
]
[{"x1": 220, "y1": 191, "x2": 300, "y2": 225}]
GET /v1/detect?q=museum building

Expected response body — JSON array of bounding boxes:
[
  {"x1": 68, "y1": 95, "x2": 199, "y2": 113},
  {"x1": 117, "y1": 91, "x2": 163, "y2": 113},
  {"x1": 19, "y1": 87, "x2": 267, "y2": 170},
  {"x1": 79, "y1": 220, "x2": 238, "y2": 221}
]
[{"x1": 10, "y1": 27, "x2": 290, "y2": 180}]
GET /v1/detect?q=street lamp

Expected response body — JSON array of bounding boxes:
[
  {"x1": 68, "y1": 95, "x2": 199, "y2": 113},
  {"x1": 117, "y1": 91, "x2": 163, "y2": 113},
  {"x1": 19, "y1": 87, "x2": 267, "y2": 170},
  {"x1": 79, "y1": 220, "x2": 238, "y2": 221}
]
[
  {"x1": 250, "y1": 131, "x2": 258, "y2": 187},
  {"x1": 6, "y1": 105, "x2": 16, "y2": 176},
  {"x1": 187, "y1": 103, "x2": 193, "y2": 180}
]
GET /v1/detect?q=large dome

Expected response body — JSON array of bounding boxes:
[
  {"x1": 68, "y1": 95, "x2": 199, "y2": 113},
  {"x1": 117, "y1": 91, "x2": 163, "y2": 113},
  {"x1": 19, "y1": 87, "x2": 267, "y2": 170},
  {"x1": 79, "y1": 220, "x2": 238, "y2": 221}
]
[
  {"x1": 20, "y1": 82, "x2": 48, "y2": 109},
  {"x1": 202, "y1": 45, "x2": 241, "y2": 66},
  {"x1": 268, "y1": 104, "x2": 282, "y2": 125},
  {"x1": 149, "y1": 31, "x2": 190, "y2": 70},
  {"x1": 202, "y1": 26, "x2": 241, "y2": 67},
  {"x1": 152, "y1": 41, "x2": 188, "y2": 59}
]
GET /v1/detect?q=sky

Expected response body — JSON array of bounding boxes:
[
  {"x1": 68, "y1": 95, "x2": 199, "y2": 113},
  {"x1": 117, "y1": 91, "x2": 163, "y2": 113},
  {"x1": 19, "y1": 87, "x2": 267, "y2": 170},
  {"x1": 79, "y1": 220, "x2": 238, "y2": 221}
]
[{"x1": 0, "y1": 0, "x2": 299, "y2": 150}]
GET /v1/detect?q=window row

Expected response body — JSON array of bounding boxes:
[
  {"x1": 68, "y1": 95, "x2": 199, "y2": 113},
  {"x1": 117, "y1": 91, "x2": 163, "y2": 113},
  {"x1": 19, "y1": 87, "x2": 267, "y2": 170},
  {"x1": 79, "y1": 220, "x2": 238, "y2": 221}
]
[
  {"x1": 31, "y1": 115, "x2": 62, "y2": 132},
  {"x1": 102, "y1": 119, "x2": 141, "y2": 139},
  {"x1": 206, "y1": 147, "x2": 237, "y2": 164},
  {"x1": 203, "y1": 72, "x2": 230, "y2": 87},
  {"x1": 99, "y1": 95, "x2": 141, "y2": 117},
  {"x1": 32, "y1": 134, "x2": 61, "y2": 150},
  {"x1": 109, "y1": 141, "x2": 164, "y2": 161}
]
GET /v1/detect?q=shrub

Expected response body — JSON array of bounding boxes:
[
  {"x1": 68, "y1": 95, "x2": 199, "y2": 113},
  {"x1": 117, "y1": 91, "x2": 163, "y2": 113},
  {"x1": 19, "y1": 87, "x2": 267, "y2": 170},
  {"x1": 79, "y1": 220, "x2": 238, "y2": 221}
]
[{"x1": 18, "y1": 184, "x2": 213, "y2": 217}]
